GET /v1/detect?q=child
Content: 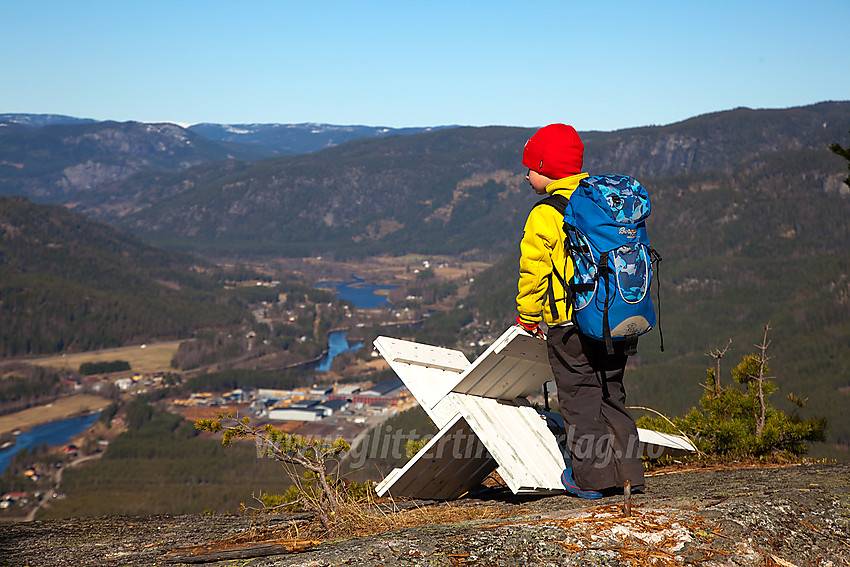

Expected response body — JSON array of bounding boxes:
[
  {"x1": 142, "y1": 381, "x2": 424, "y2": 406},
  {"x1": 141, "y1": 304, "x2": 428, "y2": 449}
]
[{"x1": 515, "y1": 123, "x2": 645, "y2": 498}]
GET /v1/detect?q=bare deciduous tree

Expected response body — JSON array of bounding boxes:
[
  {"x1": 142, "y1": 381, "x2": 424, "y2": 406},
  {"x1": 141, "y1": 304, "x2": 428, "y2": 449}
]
[{"x1": 706, "y1": 338, "x2": 733, "y2": 396}]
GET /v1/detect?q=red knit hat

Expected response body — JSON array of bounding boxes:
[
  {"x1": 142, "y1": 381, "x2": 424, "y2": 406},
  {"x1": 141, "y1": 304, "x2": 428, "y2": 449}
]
[{"x1": 522, "y1": 123, "x2": 584, "y2": 179}]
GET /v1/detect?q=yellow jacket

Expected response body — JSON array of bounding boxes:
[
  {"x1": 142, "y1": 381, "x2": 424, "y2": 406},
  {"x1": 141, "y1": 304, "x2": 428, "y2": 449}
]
[{"x1": 516, "y1": 172, "x2": 589, "y2": 327}]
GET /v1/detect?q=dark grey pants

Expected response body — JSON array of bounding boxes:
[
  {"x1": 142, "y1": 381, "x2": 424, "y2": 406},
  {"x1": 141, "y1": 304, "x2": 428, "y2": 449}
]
[{"x1": 547, "y1": 325, "x2": 645, "y2": 491}]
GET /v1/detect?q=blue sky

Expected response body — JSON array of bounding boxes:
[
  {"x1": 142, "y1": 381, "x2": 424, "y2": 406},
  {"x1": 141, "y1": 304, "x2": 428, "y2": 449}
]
[{"x1": 2, "y1": 0, "x2": 848, "y2": 131}]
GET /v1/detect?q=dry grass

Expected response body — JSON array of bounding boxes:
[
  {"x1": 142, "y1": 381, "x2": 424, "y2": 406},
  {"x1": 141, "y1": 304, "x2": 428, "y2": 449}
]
[
  {"x1": 171, "y1": 499, "x2": 514, "y2": 560},
  {"x1": 0, "y1": 394, "x2": 111, "y2": 435},
  {"x1": 29, "y1": 341, "x2": 182, "y2": 375},
  {"x1": 325, "y1": 499, "x2": 509, "y2": 540}
]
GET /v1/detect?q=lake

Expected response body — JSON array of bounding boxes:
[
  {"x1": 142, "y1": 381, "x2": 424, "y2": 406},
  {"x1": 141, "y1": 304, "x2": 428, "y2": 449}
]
[
  {"x1": 316, "y1": 276, "x2": 396, "y2": 309},
  {"x1": 0, "y1": 412, "x2": 101, "y2": 476}
]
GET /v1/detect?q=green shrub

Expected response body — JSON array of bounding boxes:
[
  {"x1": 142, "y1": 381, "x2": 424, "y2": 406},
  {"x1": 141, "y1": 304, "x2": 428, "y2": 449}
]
[{"x1": 638, "y1": 324, "x2": 827, "y2": 461}]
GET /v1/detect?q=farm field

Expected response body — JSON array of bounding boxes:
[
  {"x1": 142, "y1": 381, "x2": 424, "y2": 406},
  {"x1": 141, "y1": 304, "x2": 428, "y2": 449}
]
[
  {"x1": 29, "y1": 341, "x2": 182, "y2": 375},
  {"x1": 0, "y1": 394, "x2": 111, "y2": 436}
]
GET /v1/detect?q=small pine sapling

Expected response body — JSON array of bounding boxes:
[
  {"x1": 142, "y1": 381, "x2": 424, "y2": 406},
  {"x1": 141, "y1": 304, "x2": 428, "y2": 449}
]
[
  {"x1": 196, "y1": 413, "x2": 350, "y2": 529},
  {"x1": 637, "y1": 324, "x2": 827, "y2": 461}
]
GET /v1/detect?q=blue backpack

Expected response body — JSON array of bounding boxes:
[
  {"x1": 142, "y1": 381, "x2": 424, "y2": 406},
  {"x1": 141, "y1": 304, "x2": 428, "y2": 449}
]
[{"x1": 537, "y1": 175, "x2": 662, "y2": 355}]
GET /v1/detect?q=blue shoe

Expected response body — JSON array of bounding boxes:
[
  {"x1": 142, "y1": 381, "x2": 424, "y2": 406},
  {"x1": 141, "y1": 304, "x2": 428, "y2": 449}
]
[{"x1": 560, "y1": 468, "x2": 602, "y2": 499}]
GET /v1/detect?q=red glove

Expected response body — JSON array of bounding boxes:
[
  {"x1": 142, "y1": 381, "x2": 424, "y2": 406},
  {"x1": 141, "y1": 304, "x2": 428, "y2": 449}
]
[{"x1": 515, "y1": 315, "x2": 545, "y2": 339}]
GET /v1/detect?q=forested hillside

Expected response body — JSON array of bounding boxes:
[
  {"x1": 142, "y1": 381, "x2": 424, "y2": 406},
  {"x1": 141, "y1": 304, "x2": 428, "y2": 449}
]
[
  {"x1": 0, "y1": 196, "x2": 248, "y2": 356},
  {"x1": 60, "y1": 102, "x2": 849, "y2": 260},
  {"x1": 79, "y1": 126, "x2": 537, "y2": 258}
]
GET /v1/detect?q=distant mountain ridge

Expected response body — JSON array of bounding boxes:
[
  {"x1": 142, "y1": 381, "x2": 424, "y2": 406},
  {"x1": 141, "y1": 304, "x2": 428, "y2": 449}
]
[
  {"x1": 64, "y1": 102, "x2": 850, "y2": 259},
  {"x1": 0, "y1": 113, "x2": 96, "y2": 128},
  {"x1": 581, "y1": 102, "x2": 849, "y2": 177},
  {"x1": 0, "y1": 119, "x2": 272, "y2": 202},
  {"x1": 0, "y1": 115, "x2": 452, "y2": 203},
  {"x1": 187, "y1": 122, "x2": 451, "y2": 156}
]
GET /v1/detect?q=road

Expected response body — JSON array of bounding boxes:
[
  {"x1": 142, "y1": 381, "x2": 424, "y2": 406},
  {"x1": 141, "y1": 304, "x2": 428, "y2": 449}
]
[{"x1": 23, "y1": 452, "x2": 103, "y2": 522}]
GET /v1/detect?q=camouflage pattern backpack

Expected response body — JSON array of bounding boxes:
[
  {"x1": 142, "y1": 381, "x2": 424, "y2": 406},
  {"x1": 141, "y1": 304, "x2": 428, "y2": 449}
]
[{"x1": 541, "y1": 175, "x2": 662, "y2": 355}]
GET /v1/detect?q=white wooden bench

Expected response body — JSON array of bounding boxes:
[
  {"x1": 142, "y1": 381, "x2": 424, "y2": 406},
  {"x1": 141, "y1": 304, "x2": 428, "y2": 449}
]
[{"x1": 374, "y1": 326, "x2": 695, "y2": 499}]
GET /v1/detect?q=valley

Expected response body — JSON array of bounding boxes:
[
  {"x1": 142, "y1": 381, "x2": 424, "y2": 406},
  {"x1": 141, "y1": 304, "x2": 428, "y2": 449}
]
[
  {"x1": 0, "y1": 253, "x2": 493, "y2": 519},
  {"x1": 1, "y1": 103, "x2": 849, "y2": 520}
]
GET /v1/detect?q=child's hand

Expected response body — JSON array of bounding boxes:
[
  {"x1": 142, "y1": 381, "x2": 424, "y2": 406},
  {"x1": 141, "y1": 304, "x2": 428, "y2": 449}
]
[{"x1": 515, "y1": 316, "x2": 546, "y2": 340}]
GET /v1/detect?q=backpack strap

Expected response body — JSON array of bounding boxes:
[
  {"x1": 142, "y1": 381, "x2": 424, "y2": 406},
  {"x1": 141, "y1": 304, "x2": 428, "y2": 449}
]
[
  {"x1": 532, "y1": 194, "x2": 568, "y2": 215},
  {"x1": 650, "y1": 247, "x2": 665, "y2": 352},
  {"x1": 546, "y1": 268, "x2": 570, "y2": 320},
  {"x1": 597, "y1": 250, "x2": 616, "y2": 355},
  {"x1": 532, "y1": 194, "x2": 572, "y2": 323}
]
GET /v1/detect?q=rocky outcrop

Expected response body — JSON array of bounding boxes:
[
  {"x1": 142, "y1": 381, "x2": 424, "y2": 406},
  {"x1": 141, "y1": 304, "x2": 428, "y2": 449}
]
[{"x1": 2, "y1": 462, "x2": 848, "y2": 566}]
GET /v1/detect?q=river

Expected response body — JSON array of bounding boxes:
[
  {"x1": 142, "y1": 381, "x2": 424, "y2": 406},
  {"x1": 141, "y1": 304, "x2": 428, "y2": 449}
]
[
  {"x1": 0, "y1": 412, "x2": 101, "y2": 476},
  {"x1": 314, "y1": 331, "x2": 363, "y2": 372},
  {"x1": 312, "y1": 276, "x2": 395, "y2": 370}
]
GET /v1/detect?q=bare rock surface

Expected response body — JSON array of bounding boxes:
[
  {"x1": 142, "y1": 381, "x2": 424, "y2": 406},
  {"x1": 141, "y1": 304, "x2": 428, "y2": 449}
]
[{"x1": 1, "y1": 462, "x2": 848, "y2": 566}]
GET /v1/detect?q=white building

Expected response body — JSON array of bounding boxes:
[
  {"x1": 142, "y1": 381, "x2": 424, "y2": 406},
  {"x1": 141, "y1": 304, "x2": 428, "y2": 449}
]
[{"x1": 267, "y1": 407, "x2": 325, "y2": 422}]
